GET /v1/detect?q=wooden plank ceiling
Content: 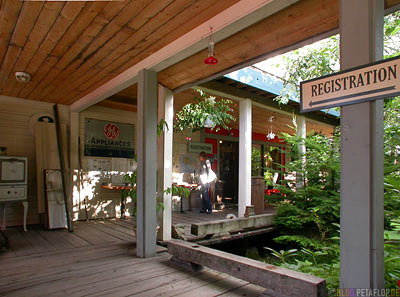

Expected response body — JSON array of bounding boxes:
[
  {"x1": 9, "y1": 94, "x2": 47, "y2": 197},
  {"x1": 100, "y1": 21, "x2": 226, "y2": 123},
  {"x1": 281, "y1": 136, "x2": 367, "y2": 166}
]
[
  {"x1": 0, "y1": 0, "x2": 399, "y2": 106},
  {"x1": 0, "y1": 0, "x2": 239, "y2": 104}
]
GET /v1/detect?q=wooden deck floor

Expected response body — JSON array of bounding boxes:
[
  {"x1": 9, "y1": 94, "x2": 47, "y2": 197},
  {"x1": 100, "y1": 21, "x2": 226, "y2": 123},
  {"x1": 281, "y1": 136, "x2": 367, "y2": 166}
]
[{"x1": 0, "y1": 219, "x2": 265, "y2": 296}]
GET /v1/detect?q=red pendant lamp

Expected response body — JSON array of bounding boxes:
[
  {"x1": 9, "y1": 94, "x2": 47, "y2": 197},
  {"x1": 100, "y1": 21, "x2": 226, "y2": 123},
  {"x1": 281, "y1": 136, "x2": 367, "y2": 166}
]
[{"x1": 204, "y1": 27, "x2": 218, "y2": 65}]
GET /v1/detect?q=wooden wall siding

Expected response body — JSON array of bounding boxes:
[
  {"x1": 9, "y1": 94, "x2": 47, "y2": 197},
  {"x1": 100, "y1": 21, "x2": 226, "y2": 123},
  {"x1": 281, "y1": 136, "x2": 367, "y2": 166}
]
[
  {"x1": 0, "y1": 95, "x2": 69, "y2": 227},
  {"x1": 0, "y1": 95, "x2": 138, "y2": 226},
  {"x1": 76, "y1": 105, "x2": 137, "y2": 220},
  {"x1": 0, "y1": 0, "x2": 239, "y2": 105}
]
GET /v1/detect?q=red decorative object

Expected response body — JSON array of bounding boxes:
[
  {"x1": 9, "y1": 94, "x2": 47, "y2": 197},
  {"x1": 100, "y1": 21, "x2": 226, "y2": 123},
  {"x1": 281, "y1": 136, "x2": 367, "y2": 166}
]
[
  {"x1": 204, "y1": 26, "x2": 218, "y2": 65},
  {"x1": 104, "y1": 123, "x2": 119, "y2": 140},
  {"x1": 204, "y1": 56, "x2": 218, "y2": 65}
]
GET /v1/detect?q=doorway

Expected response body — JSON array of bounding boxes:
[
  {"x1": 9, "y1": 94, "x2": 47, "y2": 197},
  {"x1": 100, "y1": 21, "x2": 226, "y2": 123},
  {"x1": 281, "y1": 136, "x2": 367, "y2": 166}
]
[{"x1": 218, "y1": 140, "x2": 239, "y2": 204}]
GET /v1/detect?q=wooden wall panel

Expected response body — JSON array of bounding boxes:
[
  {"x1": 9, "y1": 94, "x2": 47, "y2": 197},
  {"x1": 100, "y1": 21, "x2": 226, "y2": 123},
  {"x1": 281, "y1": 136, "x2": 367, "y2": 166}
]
[
  {"x1": 0, "y1": 95, "x2": 69, "y2": 227},
  {"x1": 0, "y1": 95, "x2": 140, "y2": 226},
  {"x1": 76, "y1": 105, "x2": 137, "y2": 220}
]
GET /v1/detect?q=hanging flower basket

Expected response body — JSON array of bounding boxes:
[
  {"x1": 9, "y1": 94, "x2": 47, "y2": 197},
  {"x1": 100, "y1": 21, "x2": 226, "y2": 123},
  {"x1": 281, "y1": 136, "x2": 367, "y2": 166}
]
[{"x1": 174, "y1": 89, "x2": 236, "y2": 132}]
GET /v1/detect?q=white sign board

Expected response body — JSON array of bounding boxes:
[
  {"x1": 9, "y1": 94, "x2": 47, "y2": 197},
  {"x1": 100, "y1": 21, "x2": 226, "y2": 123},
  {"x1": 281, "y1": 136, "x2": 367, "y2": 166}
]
[
  {"x1": 300, "y1": 55, "x2": 400, "y2": 112},
  {"x1": 188, "y1": 142, "x2": 213, "y2": 154}
]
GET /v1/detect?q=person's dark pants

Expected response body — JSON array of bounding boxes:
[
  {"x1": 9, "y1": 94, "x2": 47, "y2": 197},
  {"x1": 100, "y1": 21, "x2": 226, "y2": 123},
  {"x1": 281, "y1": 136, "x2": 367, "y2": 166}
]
[{"x1": 201, "y1": 183, "x2": 213, "y2": 213}]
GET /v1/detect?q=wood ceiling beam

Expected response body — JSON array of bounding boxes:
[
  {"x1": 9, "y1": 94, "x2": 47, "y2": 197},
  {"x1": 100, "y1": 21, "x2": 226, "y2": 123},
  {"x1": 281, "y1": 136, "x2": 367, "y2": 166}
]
[
  {"x1": 164, "y1": 0, "x2": 400, "y2": 93},
  {"x1": 96, "y1": 99, "x2": 137, "y2": 113},
  {"x1": 70, "y1": 0, "x2": 300, "y2": 112},
  {"x1": 160, "y1": 0, "x2": 339, "y2": 91},
  {"x1": 199, "y1": 80, "x2": 339, "y2": 126}
]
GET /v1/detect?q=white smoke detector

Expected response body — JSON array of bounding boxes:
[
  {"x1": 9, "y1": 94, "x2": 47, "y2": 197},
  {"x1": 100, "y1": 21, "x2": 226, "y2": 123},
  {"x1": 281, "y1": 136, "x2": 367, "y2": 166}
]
[{"x1": 15, "y1": 72, "x2": 31, "y2": 83}]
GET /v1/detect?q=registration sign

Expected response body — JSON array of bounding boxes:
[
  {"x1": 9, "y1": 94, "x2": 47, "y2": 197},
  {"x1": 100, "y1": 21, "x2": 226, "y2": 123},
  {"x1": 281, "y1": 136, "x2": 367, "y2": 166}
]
[
  {"x1": 188, "y1": 142, "x2": 213, "y2": 154},
  {"x1": 300, "y1": 55, "x2": 400, "y2": 113}
]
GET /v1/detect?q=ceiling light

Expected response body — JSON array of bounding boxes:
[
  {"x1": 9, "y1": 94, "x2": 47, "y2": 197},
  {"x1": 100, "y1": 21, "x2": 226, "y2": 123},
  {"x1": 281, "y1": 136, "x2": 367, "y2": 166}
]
[{"x1": 15, "y1": 72, "x2": 31, "y2": 83}]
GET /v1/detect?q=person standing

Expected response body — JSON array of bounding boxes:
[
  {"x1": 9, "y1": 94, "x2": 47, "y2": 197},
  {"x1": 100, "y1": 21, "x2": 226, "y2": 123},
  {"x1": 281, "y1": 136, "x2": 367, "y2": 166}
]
[{"x1": 199, "y1": 152, "x2": 213, "y2": 214}]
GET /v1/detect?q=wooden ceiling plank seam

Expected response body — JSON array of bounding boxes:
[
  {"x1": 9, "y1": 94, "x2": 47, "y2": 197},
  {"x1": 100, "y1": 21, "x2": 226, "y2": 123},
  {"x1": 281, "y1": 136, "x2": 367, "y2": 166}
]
[
  {"x1": 77, "y1": 0, "x2": 153, "y2": 65},
  {"x1": 51, "y1": 0, "x2": 198, "y2": 104},
  {"x1": 157, "y1": 0, "x2": 338, "y2": 89},
  {"x1": 68, "y1": 0, "x2": 288, "y2": 110},
  {"x1": 40, "y1": 0, "x2": 158, "y2": 103},
  {"x1": 54, "y1": 0, "x2": 193, "y2": 104},
  {"x1": 78, "y1": 0, "x2": 239, "y2": 97},
  {"x1": 0, "y1": 45, "x2": 22, "y2": 92},
  {"x1": 58, "y1": 0, "x2": 236, "y2": 104},
  {"x1": 96, "y1": 99, "x2": 137, "y2": 113},
  {"x1": 0, "y1": 1, "x2": 44, "y2": 95},
  {"x1": 9, "y1": 2, "x2": 86, "y2": 98},
  {"x1": 17, "y1": 2, "x2": 107, "y2": 99},
  {"x1": 57, "y1": 0, "x2": 224, "y2": 103},
  {"x1": 28, "y1": 0, "x2": 172, "y2": 102},
  {"x1": 0, "y1": 0, "x2": 23, "y2": 90},
  {"x1": 0, "y1": 1, "x2": 66, "y2": 92},
  {"x1": 26, "y1": 5, "x2": 122, "y2": 102}
]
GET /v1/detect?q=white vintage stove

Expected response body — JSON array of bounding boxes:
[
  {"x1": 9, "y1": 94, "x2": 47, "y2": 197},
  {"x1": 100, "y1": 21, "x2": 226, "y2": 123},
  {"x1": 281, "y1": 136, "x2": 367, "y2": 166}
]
[{"x1": 0, "y1": 156, "x2": 28, "y2": 232}]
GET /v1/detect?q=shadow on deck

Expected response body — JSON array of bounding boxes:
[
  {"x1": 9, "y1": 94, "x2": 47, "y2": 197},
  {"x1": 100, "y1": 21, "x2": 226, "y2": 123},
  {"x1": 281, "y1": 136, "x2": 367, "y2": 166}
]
[{"x1": 0, "y1": 219, "x2": 265, "y2": 296}]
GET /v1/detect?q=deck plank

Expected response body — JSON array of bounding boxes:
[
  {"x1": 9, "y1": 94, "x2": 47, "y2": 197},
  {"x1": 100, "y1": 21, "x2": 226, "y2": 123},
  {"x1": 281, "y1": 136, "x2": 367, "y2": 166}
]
[
  {"x1": 37, "y1": 229, "x2": 75, "y2": 250},
  {"x1": 0, "y1": 218, "x2": 267, "y2": 297},
  {"x1": 1, "y1": 255, "x2": 172, "y2": 296},
  {"x1": 217, "y1": 283, "x2": 266, "y2": 296},
  {"x1": 22, "y1": 229, "x2": 58, "y2": 253},
  {"x1": 88, "y1": 221, "x2": 134, "y2": 242},
  {"x1": 97, "y1": 219, "x2": 135, "y2": 236},
  {"x1": 53, "y1": 228, "x2": 91, "y2": 248},
  {"x1": 72, "y1": 222, "x2": 123, "y2": 245},
  {"x1": 6, "y1": 229, "x2": 35, "y2": 257},
  {"x1": 173, "y1": 275, "x2": 250, "y2": 297},
  {"x1": 130, "y1": 269, "x2": 229, "y2": 297}
]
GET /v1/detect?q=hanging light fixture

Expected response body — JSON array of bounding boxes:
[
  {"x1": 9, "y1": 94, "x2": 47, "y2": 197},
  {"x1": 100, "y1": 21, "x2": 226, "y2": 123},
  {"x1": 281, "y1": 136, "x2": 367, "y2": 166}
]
[
  {"x1": 204, "y1": 27, "x2": 218, "y2": 65},
  {"x1": 266, "y1": 116, "x2": 275, "y2": 140}
]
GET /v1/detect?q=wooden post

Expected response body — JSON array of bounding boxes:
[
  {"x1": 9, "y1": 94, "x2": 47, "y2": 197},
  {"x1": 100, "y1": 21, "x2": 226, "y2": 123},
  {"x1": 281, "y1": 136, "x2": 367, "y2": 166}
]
[
  {"x1": 340, "y1": 0, "x2": 384, "y2": 289},
  {"x1": 136, "y1": 69, "x2": 158, "y2": 258},
  {"x1": 238, "y1": 99, "x2": 252, "y2": 217},
  {"x1": 157, "y1": 85, "x2": 173, "y2": 241}
]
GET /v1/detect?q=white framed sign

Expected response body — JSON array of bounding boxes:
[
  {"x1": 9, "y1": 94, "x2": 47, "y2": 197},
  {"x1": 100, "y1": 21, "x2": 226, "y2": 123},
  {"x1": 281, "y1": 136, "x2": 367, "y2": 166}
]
[
  {"x1": 300, "y1": 55, "x2": 400, "y2": 112},
  {"x1": 188, "y1": 142, "x2": 213, "y2": 154}
]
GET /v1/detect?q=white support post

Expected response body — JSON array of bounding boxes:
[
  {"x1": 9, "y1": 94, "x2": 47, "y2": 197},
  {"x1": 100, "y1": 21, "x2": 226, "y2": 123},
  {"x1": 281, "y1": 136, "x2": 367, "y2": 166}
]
[
  {"x1": 238, "y1": 99, "x2": 252, "y2": 218},
  {"x1": 157, "y1": 85, "x2": 173, "y2": 241},
  {"x1": 296, "y1": 115, "x2": 306, "y2": 189},
  {"x1": 340, "y1": 0, "x2": 384, "y2": 289},
  {"x1": 137, "y1": 69, "x2": 158, "y2": 258}
]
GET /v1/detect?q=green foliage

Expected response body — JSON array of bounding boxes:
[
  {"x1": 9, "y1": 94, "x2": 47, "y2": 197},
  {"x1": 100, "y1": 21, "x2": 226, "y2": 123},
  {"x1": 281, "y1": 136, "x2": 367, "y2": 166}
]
[
  {"x1": 174, "y1": 89, "x2": 236, "y2": 132},
  {"x1": 260, "y1": 11, "x2": 400, "y2": 294},
  {"x1": 273, "y1": 128, "x2": 341, "y2": 240},
  {"x1": 384, "y1": 97, "x2": 400, "y2": 178},
  {"x1": 164, "y1": 185, "x2": 191, "y2": 199},
  {"x1": 157, "y1": 118, "x2": 169, "y2": 137},
  {"x1": 273, "y1": 235, "x2": 323, "y2": 250},
  {"x1": 263, "y1": 247, "x2": 298, "y2": 264},
  {"x1": 275, "y1": 35, "x2": 340, "y2": 104},
  {"x1": 122, "y1": 171, "x2": 137, "y2": 216},
  {"x1": 251, "y1": 147, "x2": 262, "y2": 176}
]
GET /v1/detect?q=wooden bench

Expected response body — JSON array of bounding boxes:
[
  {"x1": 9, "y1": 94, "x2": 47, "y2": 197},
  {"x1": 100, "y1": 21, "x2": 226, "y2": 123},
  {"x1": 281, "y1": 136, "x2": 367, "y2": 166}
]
[{"x1": 167, "y1": 239, "x2": 326, "y2": 297}]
